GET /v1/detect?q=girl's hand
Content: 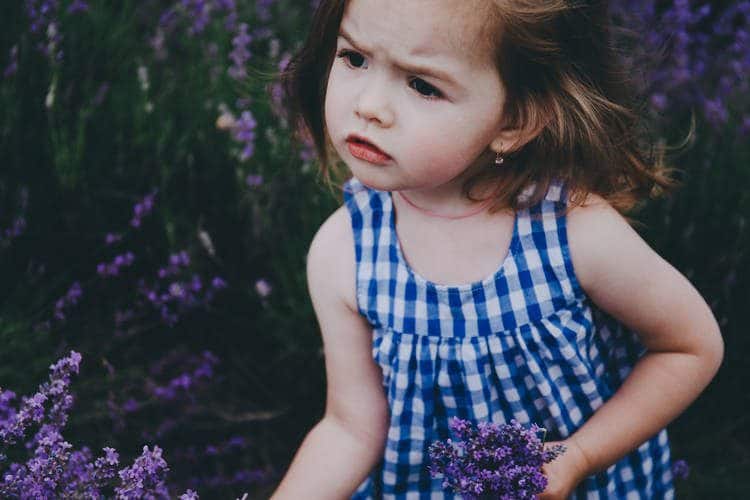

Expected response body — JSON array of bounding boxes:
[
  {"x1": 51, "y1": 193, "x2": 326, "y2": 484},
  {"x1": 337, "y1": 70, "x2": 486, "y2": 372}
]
[{"x1": 538, "y1": 437, "x2": 591, "y2": 500}]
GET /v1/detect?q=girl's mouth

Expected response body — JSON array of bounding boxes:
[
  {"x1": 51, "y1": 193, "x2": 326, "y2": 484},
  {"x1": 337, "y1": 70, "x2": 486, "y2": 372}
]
[{"x1": 346, "y1": 135, "x2": 392, "y2": 165}]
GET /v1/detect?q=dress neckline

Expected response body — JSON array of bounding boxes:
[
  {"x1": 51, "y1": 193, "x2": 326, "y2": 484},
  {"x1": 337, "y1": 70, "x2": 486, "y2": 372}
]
[{"x1": 386, "y1": 190, "x2": 520, "y2": 292}]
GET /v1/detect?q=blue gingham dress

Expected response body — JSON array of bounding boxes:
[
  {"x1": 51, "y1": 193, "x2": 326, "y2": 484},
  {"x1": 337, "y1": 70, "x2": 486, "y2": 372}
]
[{"x1": 342, "y1": 176, "x2": 674, "y2": 499}]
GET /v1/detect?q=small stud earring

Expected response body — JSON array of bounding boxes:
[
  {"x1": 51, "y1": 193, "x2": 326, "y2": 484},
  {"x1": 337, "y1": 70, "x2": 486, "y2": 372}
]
[{"x1": 495, "y1": 149, "x2": 505, "y2": 165}]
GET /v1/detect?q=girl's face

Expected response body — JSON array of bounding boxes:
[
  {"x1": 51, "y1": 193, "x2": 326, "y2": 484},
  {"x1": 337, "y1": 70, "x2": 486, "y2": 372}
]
[{"x1": 324, "y1": 0, "x2": 508, "y2": 198}]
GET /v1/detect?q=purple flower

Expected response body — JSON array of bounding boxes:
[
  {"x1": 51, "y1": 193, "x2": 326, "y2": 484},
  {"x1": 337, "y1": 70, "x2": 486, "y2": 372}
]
[
  {"x1": 427, "y1": 418, "x2": 565, "y2": 499},
  {"x1": 114, "y1": 445, "x2": 170, "y2": 498},
  {"x1": 254, "y1": 278, "x2": 271, "y2": 298},
  {"x1": 169, "y1": 282, "x2": 185, "y2": 298},
  {"x1": 66, "y1": 0, "x2": 88, "y2": 14},
  {"x1": 190, "y1": 275, "x2": 203, "y2": 292},
  {"x1": 672, "y1": 459, "x2": 690, "y2": 480},
  {"x1": 96, "y1": 252, "x2": 136, "y2": 278},
  {"x1": 0, "y1": 351, "x2": 179, "y2": 498},
  {"x1": 122, "y1": 398, "x2": 139, "y2": 413},
  {"x1": 103, "y1": 447, "x2": 119, "y2": 466},
  {"x1": 169, "y1": 250, "x2": 190, "y2": 267},
  {"x1": 1, "y1": 215, "x2": 27, "y2": 242},
  {"x1": 613, "y1": 1, "x2": 750, "y2": 136},
  {"x1": 650, "y1": 93, "x2": 668, "y2": 112},
  {"x1": 246, "y1": 174, "x2": 263, "y2": 187},
  {"x1": 129, "y1": 189, "x2": 158, "y2": 228},
  {"x1": 703, "y1": 97, "x2": 729, "y2": 127},
  {"x1": 182, "y1": 0, "x2": 211, "y2": 36},
  {"x1": 256, "y1": 0, "x2": 276, "y2": 22},
  {"x1": 52, "y1": 282, "x2": 83, "y2": 324},
  {"x1": 228, "y1": 23, "x2": 253, "y2": 80},
  {"x1": 104, "y1": 232, "x2": 121, "y2": 245},
  {"x1": 3, "y1": 45, "x2": 18, "y2": 78}
]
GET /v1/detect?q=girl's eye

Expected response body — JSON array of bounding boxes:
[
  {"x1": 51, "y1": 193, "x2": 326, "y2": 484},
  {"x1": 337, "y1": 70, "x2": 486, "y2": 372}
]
[
  {"x1": 336, "y1": 48, "x2": 443, "y2": 100},
  {"x1": 408, "y1": 78, "x2": 442, "y2": 99},
  {"x1": 337, "y1": 49, "x2": 367, "y2": 69}
]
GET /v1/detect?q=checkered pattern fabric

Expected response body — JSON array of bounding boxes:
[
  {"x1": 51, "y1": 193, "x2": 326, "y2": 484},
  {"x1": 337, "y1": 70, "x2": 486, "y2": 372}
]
[{"x1": 343, "y1": 176, "x2": 674, "y2": 499}]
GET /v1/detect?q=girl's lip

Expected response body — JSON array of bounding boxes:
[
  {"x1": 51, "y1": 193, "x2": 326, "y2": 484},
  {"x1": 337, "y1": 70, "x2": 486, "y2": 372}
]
[
  {"x1": 345, "y1": 134, "x2": 391, "y2": 159},
  {"x1": 347, "y1": 140, "x2": 392, "y2": 165}
]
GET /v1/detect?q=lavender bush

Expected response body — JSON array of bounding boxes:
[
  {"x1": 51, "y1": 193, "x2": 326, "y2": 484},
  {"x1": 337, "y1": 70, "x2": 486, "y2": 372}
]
[
  {"x1": 0, "y1": 350, "x2": 196, "y2": 498},
  {"x1": 0, "y1": 0, "x2": 747, "y2": 498},
  {"x1": 428, "y1": 417, "x2": 566, "y2": 499}
]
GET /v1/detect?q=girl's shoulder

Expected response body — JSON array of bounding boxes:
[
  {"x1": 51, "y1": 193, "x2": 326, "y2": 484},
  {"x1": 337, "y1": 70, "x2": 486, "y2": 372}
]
[
  {"x1": 306, "y1": 203, "x2": 359, "y2": 315},
  {"x1": 565, "y1": 190, "x2": 722, "y2": 363},
  {"x1": 565, "y1": 192, "x2": 627, "y2": 289}
]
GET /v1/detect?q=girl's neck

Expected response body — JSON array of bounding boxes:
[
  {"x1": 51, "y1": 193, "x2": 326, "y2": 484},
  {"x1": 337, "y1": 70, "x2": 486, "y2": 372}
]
[
  {"x1": 396, "y1": 190, "x2": 494, "y2": 220},
  {"x1": 394, "y1": 176, "x2": 504, "y2": 220}
]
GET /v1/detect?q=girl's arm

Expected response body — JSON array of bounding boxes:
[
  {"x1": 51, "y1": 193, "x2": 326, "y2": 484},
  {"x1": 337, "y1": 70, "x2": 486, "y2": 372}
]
[
  {"x1": 271, "y1": 207, "x2": 390, "y2": 500},
  {"x1": 553, "y1": 194, "x2": 724, "y2": 488}
]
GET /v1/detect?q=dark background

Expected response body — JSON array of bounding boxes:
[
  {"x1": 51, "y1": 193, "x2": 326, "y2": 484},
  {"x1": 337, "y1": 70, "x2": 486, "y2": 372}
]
[{"x1": 0, "y1": 0, "x2": 748, "y2": 497}]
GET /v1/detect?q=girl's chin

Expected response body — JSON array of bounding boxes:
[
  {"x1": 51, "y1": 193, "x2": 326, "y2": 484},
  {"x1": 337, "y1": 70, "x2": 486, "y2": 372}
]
[{"x1": 346, "y1": 164, "x2": 394, "y2": 191}]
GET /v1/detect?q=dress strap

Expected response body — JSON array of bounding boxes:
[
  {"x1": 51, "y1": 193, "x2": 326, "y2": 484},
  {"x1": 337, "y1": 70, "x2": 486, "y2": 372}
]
[{"x1": 342, "y1": 176, "x2": 367, "y2": 204}]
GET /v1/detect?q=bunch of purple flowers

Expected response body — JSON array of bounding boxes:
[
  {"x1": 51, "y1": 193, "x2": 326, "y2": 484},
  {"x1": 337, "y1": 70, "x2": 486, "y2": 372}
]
[
  {"x1": 0, "y1": 351, "x2": 195, "y2": 498},
  {"x1": 428, "y1": 417, "x2": 566, "y2": 500}
]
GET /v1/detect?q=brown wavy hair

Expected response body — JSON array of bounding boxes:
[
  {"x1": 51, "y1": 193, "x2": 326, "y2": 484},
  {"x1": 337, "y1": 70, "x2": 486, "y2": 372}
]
[{"x1": 279, "y1": 0, "x2": 686, "y2": 218}]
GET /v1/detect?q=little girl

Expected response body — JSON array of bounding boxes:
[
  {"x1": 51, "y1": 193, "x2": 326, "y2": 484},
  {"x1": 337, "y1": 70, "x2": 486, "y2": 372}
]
[{"x1": 271, "y1": 0, "x2": 724, "y2": 498}]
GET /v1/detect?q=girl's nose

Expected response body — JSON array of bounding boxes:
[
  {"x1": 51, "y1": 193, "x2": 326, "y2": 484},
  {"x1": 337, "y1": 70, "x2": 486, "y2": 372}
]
[{"x1": 354, "y1": 76, "x2": 395, "y2": 128}]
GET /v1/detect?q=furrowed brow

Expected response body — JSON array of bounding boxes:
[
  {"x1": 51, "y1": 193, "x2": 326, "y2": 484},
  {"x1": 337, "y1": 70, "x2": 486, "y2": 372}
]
[{"x1": 338, "y1": 27, "x2": 461, "y2": 88}]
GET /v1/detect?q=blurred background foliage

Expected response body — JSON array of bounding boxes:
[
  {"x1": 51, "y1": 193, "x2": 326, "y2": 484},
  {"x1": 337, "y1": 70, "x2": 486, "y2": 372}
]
[{"x1": 0, "y1": 0, "x2": 747, "y2": 497}]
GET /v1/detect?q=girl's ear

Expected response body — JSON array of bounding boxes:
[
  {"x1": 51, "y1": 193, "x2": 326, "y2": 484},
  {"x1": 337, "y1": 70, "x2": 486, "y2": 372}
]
[
  {"x1": 489, "y1": 130, "x2": 526, "y2": 155},
  {"x1": 490, "y1": 118, "x2": 547, "y2": 154}
]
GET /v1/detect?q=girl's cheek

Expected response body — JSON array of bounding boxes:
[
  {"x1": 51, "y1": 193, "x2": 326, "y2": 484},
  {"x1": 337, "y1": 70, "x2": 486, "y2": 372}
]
[{"x1": 324, "y1": 72, "x2": 342, "y2": 128}]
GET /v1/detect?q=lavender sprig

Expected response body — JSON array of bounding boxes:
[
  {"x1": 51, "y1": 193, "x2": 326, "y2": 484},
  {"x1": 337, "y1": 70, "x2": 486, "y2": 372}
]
[
  {"x1": 0, "y1": 351, "x2": 196, "y2": 498},
  {"x1": 428, "y1": 417, "x2": 566, "y2": 500}
]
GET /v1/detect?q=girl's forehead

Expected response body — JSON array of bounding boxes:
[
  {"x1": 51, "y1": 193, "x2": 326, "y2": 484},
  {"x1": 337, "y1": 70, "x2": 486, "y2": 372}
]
[{"x1": 340, "y1": 0, "x2": 497, "y2": 68}]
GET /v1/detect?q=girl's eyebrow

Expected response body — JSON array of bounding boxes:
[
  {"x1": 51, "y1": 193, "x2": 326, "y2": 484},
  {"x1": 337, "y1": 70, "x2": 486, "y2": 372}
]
[{"x1": 338, "y1": 27, "x2": 462, "y2": 88}]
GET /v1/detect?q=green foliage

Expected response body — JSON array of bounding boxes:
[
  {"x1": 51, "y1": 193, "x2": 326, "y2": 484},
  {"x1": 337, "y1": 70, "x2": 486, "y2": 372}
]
[{"x1": 0, "y1": 0, "x2": 748, "y2": 497}]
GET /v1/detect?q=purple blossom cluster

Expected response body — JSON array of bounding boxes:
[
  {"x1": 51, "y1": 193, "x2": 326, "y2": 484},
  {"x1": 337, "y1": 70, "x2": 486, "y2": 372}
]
[
  {"x1": 428, "y1": 417, "x2": 566, "y2": 500},
  {"x1": 97, "y1": 251, "x2": 136, "y2": 277},
  {"x1": 53, "y1": 281, "x2": 83, "y2": 322},
  {"x1": 130, "y1": 189, "x2": 158, "y2": 228},
  {"x1": 114, "y1": 445, "x2": 170, "y2": 498},
  {"x1": 228, "y1": 23, "x2": 252, "y2": 80},
  {"x1": 158, "y1": 0, "x2": 238, "y2": 39},
  {"x1": 0, "y1": 351, "x2": 81, "y2": 447},
  {"x1": 158, "y1": 249, "x2": 191, "y2": 278},
  {"x1": 0, "y1": 351, "x2": 195, "y2": 498},
  {"x1": 184, "y1": 467, "x2": 273, "y2": 491},
  {"x1": 67, "y1": 0, "x2": 88, "y2": 14},
  {"x1": 24, "y1": 0, "x2": 88, "y2": 63},
  {"x1": 613, "y1": 1, "x2": 750, "y2": 133},
  {"x1": 105, "y1": 231, "x2": 123, "y2": 245},
  {"x1": 216, "y1": 107, "x2": 259, "y2": 161},
  {"x1": 203, "y1": 435, "x2": 250, "y2": 456},
  {"x1": 136, "y1": 250, "x2": 227, "y2": 327},
  {"x1": 672, "y1": 458, "x2": 690, "y2": 480},
  {"x1": 0, "y1": 216, "x2": 27, "y2": 245},
  {"x1": 245, "y1": 174, "x2": 263, "y2": 187},
  {"x1": 3, "y1": 45, "x2": 18, "y2": 79},
  {"x1": 233, "y1": 110, "x2": 258, "y2": 161},
  {"x1": 255, "y1": 0, "x2": 276, "y2": 23},
  {"x1": 181, "y1": 0, "x2": 212, "y2": 36},
  {"x1": 255, "y1": 278, "x2": 272, "y2": 299},
  {"x1": 25, "y1": 0, "x2": 61, "y2": 60},
  {"x1": 148, "y1": 350, "x2": 220, "y2": 402}
]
